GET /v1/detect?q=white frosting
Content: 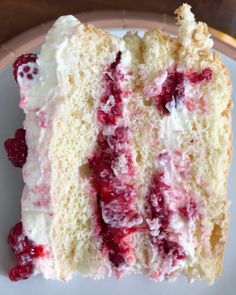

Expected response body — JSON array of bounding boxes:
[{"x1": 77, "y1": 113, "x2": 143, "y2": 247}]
[
  {"x1": 146, "y1": 218, "x2": 160, "y2": 237},
  {"x1": 21, "y1": 15, "x2": 81, "y2": 279},
  {"x1": 111, "y1": 154, "x2": 129, "y2": 176},
  {"x1": 158, "y1": 89, "x2": 197, "y2": 275},
  {"x1": 101, "y1": 95, "x2": 115, "y2": 112},
  {"x1": 101, "y1": 200, "x2": 142, "y2": 228},
  {"x1": 169, "y1": 215, "x2": 196, "y2": 264},
  {"x1": 146, "y1": 76, "x2": 200, "y2": 278},
  {"x1": 143, "y1": 71, "x2": 168, "y2": 97}
]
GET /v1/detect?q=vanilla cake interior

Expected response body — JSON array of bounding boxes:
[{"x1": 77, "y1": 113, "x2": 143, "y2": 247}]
[{"x1": 5, "y1": 4, "x2": 232, "y2": 283}]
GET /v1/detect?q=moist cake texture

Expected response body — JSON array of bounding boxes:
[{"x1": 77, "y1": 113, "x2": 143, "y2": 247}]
[{"x1": 4, "y1": 4, "x2": 232, "y2": 283}]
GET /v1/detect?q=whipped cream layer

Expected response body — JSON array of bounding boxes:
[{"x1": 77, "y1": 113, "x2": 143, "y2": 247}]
[{"x1": 21, "y1": 15, "x2": 83, "y2": 278}]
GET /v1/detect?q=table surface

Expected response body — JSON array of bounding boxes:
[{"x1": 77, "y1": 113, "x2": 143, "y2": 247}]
[{"x1": 0, "y1": 0, "x2": 236, "y2": 45}]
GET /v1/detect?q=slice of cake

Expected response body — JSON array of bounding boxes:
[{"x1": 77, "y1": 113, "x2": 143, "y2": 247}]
[{"x1": 4, "y1": 4, "x2": 232, "y2": 283}]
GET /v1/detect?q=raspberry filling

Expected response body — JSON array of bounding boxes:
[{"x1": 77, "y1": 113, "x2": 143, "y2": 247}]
[
  {"x1": 146, "y1": 173, "x2": 186, "y2": 270},
  {"x1": 7, "y1": 222, "x2": 46, "y2": 281},
  {"x1": 4, "y1": 128, "x2": 28, "y2": 168},
  {"x1": 13, "y1": 54, "x2": 38, "y2": 83},
  {"x1": 156, "y1": 71, "x2": 185, "y2": 115},
  {"x1": 155, "y1": 67, "x2": 212, "y2": 114},
  {"x1": 97, "y1": 52, "x2": 125, "y2": 125},
  {"x1": 178, "y1": 199, "x2": 197, "y2": 221},
  {"x1": 89, "y1": 134, "x2": 140, "y2": 268},
  {"x1": 188, "y1": 68, "x2": 212, "y2": 84},
  {"x1": 89, "y1": 52, "x2": 141, "y2": 270}
]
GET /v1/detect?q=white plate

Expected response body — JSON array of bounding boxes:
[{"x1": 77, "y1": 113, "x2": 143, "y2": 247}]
[{"x1": 0, "y1": 23, "x2": 236, "y2": 295}]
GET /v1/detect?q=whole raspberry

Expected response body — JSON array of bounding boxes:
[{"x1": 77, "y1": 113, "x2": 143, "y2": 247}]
[
  {"x1": 13, "y1": 54, "x2": 38, "y2": 83},
  {"x1": 8, "y1": 264, "x2": 34, "y2": 281},
  {"x1": 7, "y1": 222, "x2": 46, "y2": 281},
  {"x1": 4, "y1": 128, "x2": 28, "y2": 168}
]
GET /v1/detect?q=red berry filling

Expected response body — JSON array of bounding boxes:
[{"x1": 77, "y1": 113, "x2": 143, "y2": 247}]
[
  {"x1": 155, "y1": 238, "x2": 186, "y2": 263},
  {"x1": 155, "y1": 67, "x2": 212, "y2": 114},
  {"x1": 146, "y1": 173, "x2": 186, "y2": 269},
  {"x1": 13, "y1": 54, "x2": 38, "y2": 83},
  {"x1": 155, "y1": 70, "x2": 185, "y2": 115},
  {"x1": 95, "y1": 193, "x2": 138, "y2": 268},
  {"x1": 97, "y1": 52, "x2": 127, "y2": 125},
  {"x1": 4, "y1": 128, "x2": 28, "y2": 168},
  {"x1": 89, "y1": 135, "x2": 139, "y2": 269},
  {"x1": 146, "y1": 173, "x2": 172, "y2": 234},
  {"x1": 7, "y1": 222, "x2": 46, "y2": 281},
  {"x1": 188, "y1": 68, "x2": 212, "y2": 83},
  {"x1": 89, "y1": 52, "x2": 140, "y2": 270},
  {"x1": 178, "y1": 199, "x2": 198, "y2": 221}
]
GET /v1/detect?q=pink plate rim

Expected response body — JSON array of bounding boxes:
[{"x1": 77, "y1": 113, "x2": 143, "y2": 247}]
[{"x1": 0, "y1": 10, "x2": 236, "y2": 72}]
